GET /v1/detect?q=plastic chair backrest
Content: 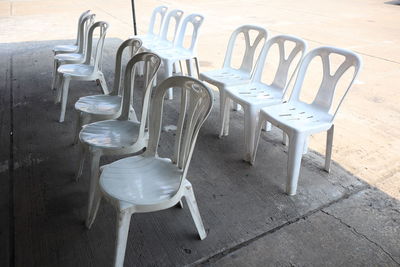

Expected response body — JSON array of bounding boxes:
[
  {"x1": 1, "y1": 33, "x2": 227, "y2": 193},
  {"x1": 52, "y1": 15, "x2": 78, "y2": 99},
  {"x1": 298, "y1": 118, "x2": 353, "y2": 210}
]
[
  {"x1": 118, "y1": 52, "x2": 161, "y2": 139},
  {"x1": 108, "y1": 38, "x2": 142, "y2": 96},
  {"x1": 159, "y1": 9, "x2": 184, "y2": 43},
  {"x1": 252, "y1": 35, "x2": 307, "y2": 92},
  {"x1": 74, "y1": 10, "x2": 91, "y2": 46},
  {"x1": 289, "y1": 46, "x2": 362, "y2": 120},
  {"x1": 147, "y1": 6, "x2": 168, "y2": 37},
  {"x1": 77, "y1": 14, "x2": 95, "y2": 54},
  {"x1": 174, "y1": 14, "x2": 204, "y2": 53},
  {"x1": 222, "y1": 25, "x2": 268, "y2": 73},
  {"x1": 146, "y1": 76, "x2": 213, "y2": 179},
  {"x1": 84, "y1": 21, "x2": 109, "y2": 71}
]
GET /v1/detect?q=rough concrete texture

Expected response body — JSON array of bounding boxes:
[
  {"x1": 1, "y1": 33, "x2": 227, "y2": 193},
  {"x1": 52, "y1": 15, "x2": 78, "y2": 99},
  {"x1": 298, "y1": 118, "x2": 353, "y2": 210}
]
[{"x1": 0, "y1": 0, "x2": 399, "y2": 266}]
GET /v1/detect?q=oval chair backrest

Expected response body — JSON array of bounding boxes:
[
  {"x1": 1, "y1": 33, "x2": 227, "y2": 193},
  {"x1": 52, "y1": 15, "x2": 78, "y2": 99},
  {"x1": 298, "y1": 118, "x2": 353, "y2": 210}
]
[
  {"x1": 77, "y1": 13, "x2": 95, "y2": 54},
  {"x1": 222, "y1": 25, "x2": 268, "y2": 73},
  {"x1": 159, "y1": 9, "x2": 184, "y2": 44},
  {"x1": 147, "y1": 6, "x2": 168, "y2": 37},
  {"x1": 118, "y1": 52, "x2": 161, "y2": 141},
  {"x1": 75, "y1": 10, "x2": 91, "y2": 46},
  {"x1": 84, "y1": 21, "x2": 109, "y2": 72},
  {"x1": 252, "y1": 35, "x2": 307, "y2": 93},
  {"x1": 109, "y1": 38, "x2": 142, "y2": 96},
  {"x1": 146, "y1": 76, "x2": 213, "y2": 179},
  {"x1": 174, "y1": 14, "x2": 204, "y2": 54},
  {"x1": 289, "y1": 46, "x2": 362, "y2": 120}
]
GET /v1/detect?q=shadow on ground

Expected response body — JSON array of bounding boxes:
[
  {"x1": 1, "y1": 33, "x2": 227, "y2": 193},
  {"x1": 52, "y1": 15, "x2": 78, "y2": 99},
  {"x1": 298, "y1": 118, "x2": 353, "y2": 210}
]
[{"x1": 0, "y1": 39, "x2": 399, "y2": 266}]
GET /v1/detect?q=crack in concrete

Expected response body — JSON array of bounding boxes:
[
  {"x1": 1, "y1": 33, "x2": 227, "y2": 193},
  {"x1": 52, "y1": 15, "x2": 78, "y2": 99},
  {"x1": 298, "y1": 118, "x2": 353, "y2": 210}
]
[
  {"x1": 194, "y1": 185, "x2": 369, "y2": 266},
  {"x1": 320, "y1": 210, "x2": 400, "y2": 266}
]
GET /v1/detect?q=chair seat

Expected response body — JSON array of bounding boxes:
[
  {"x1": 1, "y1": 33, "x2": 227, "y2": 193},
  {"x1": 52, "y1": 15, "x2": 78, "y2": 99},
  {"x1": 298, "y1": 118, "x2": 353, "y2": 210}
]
[
  {"x1": 58, "y1": 64, "x2": 94, "y2": 77},
  {"x1": 80, "y1": 120, "x2": 140, "y2": 149},
  {"x1": 260, "y1": 102, "x2": 333, "y2": 134},
  {"x1": 199, "y1": 69, "x2": 251, "y2": 88},
  {"x1": 225, "y1": 82, "x2": 283, "y2": 107},
  {"x1": 55, "y1": 52, "x2": 84, "y2": 62},
  {"x1": 75, "y1": 95, "x2": 122, "y2": 115},
  {"x1": 100, "y1": 155, "x2": 182, "y2": 205},
  {"x1": 53, "y1": 44, "x2": 78, "y2": 53},
  {"x1": 145, "y1": 40, "x2": 174, "y2": 51}
]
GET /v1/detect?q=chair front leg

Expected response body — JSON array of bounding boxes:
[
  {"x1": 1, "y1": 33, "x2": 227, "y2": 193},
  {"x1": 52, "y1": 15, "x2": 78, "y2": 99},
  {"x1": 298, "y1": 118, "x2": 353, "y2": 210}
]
[
  {"x1": 51, "y1": 59, "x2": 59, "y2": 90},
  {"x1": 59, "y1": 75, "x2": 71, "y2": 122},
  {"x1": 86, "y1": 149, "x2": 102, "y2": 226},
  {"x1": 113, "y1": 210, "x2": 132, "y2": 267},
  {"x1": 325, "y1": 125, "x2": 334, "y2": 172},
  {"x1": 250, "y1": 113, "x2": 266, "y2": 165},
  {"x1": 286, "y1": 133, "x2": 306, "y2": 196},
  {"x1": 243, "y1": 105, "x2": 259, "y2": 163},
  {"x1": 184, "y1": 183, "x2": 207, "y2": 240},
  {"x1": 219, "y1": 90, "x2": 231, "y2": 138}
]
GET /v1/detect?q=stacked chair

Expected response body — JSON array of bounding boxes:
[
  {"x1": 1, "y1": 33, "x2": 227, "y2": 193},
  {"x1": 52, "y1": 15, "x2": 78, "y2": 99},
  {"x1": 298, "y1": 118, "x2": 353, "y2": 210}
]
[{"x1": 50, "y1": 7, "x2": 362, "y2": 267}]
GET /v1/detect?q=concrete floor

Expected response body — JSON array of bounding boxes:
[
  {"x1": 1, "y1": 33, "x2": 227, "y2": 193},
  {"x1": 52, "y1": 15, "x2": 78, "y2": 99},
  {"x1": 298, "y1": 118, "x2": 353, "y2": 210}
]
[{"x1": 0, "y1": 0, "x2": 399, "y2": 266}]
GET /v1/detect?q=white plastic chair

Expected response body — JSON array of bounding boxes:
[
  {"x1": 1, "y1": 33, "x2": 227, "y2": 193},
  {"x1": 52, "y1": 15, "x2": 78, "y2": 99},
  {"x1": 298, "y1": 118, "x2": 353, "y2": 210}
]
[
  {"x1": 152, "y1": 13, "x2": 205, "y2": 100},
  {"x1": 52, "y1": 10, "x2": 91, "y2": 55},
  {"x1": 141, "y1": 9, "x2": 184, "y2": 52},
  {"x1": 222, "y1": 35, "x2": 307, "y2": 162},
  {"x1": 51, "y1": 13, "x2": 95, "y2": 90},
  {"x1": 133, "y1": 6, "x2": 168, "y2": 49},
  {"x1": 252, "y1": 46, "x2": 362, "y2": 195},
  {"x1": 55, "y1": 21, "x2": 110, "y2": 123},
  {"x1": 86, "y1": 76, "x2": 213, "y2": 267},
  {"x1": 73, "y1": 38, "x2": 142, "y2": 143},
  {"x1": 200, "y1": 25, "x2": 268, "y2": 114},
  {"x1": 76, "y1": 52, "x2": 161, "y2": 228}
]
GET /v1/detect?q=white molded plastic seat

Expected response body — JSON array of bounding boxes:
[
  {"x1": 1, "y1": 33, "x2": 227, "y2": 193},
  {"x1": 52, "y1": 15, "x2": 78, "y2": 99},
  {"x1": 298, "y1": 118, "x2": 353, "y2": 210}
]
[
  {"x1": 87, "y1": 76, "x2": 213, "y2": 267},
  {"x1": 133, "y1": 6, "x2": 168, "y2": 48},
  {"x1": 153, "y1": 13, "x2": 205, "y2": 100},
  {"x1": 55, "y1": 21, "x2": 110, "y2": 122},
  {"x1": 76, "y1": 52, "x2": 161, "y2": 229},
  {"x1": 73, "y1": 38, "x2": 142, "y2": 143},
  {"x1": 222, "y1": 35, "x2": 307, "y2": 162},
  {"x1": 52, "y1": 10, "x2": 91, "y2": 55},
  {"x1": 252, "y1": 46, "x2": 362, "y2": 195},
  {"x1": 51, "y1": 13, "x2": 95, "y2": 90},
  {"x1": 199, "y1": 25, "x2": 268, "y2": 115}
]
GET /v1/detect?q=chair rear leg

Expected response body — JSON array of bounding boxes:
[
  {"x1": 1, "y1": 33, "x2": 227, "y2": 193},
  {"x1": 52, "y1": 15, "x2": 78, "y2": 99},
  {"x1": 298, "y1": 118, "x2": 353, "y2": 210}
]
[
  {"x1": 86, "y1": 150, "x2": 101, "y2": 226},
  {"x1": 184, "y1": 183, "x2": 207, "y2": 240},
  {"x1": 250, "y1": 115, "x2": 266, "y2": 165},
  {"x1": 219, "y1": 91, "x2": 231, "y2": 138},
  {"x1": 75, "y1": 142, "x2": 87, "y2": 181},
  {"x1": 325, "y1": 125, "x2": 334, "y2": 172},
  {"x1": 97, "y1": 72, "x2": 109, "y2": 94},
  {"x1": 113, "y1": 210, "x2": 132, "y2": 267},
  {"x1": 243, "y1": 105, "x2": 259, "y2": 163},
  {"x1": 51, "y1": 59, "x2": 58, "y2": 90},
  {"x1": 286, "y1": 134, "x2": 306, "y2": 195}
]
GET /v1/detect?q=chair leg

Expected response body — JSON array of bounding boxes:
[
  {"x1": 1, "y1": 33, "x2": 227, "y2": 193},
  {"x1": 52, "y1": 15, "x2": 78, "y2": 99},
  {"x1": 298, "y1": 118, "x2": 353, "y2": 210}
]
[
  {"x1": 74, "y1": 112, "x2": 83, "y2": 144},
  {"x1": 232, "y1": 102, "x2": 241, "y2": 111},
  {"x1": 98, "y1": 72, "x2": 109, "y2": 95},
  {"x1": 54, "y1": 73, "x2": 63, "y2": 104},
  {"x1": 59, "y1": 75, "x2": 71, "y2": 122},
  {"x1": 75, "y1": 142, "x2": 87, "y2": 181},
  {"x1": 286, "y1": 134, "x2": 306, "y2": 196},
  {"x1": 303, "y1": 137, "x2": 309, "y2": 154},
  {"x1": 86, "y1": 184, "x2": 102, "y2": 229},
  {"x1": 282, "y1": 132, "x2": 288, "y2": 146},
  {"x1": 164, "y1": 62, "x2": 173, "y2": 100},
  {"x1": 250, "y1": 115, "x2": 266, "y2": 165},
  {"x1": 243, "y1": 105, "x2": 259, "y2": 163},
  {"x1": 263, "y1": 121, "x2": 272, "y2": 132},
  {"x1": 113, "y1": 210, "x2": 132, "y2": 267},
  {"x1": 219, "y1": 91, "x2": 231, "y2": 138},
  {"x1": 86, "y1": 150, "x2": 101, "y2": 226},
  {"x1": 184, "y1": 183, "x2": 207, "y2": 240},
  {"x1": 325, "y1": 125, "x2": 334, "y2": 172},
  {"x1": 51, "y1": 59, "x2": 58, "y2": 90}
]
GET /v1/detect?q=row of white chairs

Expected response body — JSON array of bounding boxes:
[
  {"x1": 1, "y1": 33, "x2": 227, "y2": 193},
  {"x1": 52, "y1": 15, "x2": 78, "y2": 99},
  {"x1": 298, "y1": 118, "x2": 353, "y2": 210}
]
[
  {"x1": 52, "y1": 10, "x2": 110, "y2": 122},
  {"x1": 200, "y1": 25, "x2": 362, "y2": 195},
  {"x1": 134, "y1": 6, "x2": 205, "y2": 100}
]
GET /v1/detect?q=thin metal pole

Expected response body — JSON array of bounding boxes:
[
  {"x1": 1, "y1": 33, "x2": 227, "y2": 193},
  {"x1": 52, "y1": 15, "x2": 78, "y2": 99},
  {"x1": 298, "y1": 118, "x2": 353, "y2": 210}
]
[{"x1": 131, "y1": 0, "x2": 137, "y2": 35}]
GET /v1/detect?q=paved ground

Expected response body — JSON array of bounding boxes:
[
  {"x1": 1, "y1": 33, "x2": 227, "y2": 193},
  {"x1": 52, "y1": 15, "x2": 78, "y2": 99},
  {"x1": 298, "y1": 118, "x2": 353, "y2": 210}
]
[{"x1": 0, "y1": 0, "x2": 399, "y2": 266}]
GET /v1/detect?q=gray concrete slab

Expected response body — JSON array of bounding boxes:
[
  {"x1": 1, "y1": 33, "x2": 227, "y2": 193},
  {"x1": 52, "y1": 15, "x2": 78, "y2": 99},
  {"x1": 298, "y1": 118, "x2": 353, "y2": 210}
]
[
  {"x1": 2, "y1": 38, "x2": 399, "y2": 267},
  {"x1": 211, "y1": 188, "x2": 400, "y2": 267}
]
